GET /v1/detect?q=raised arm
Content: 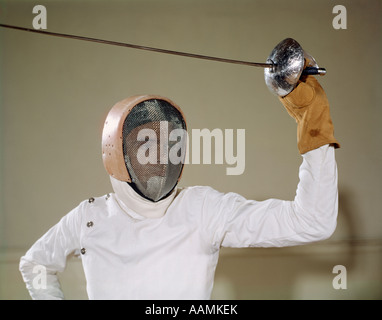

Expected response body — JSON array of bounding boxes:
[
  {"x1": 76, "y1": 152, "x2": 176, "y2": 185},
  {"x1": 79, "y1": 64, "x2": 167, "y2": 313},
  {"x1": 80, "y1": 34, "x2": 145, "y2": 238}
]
[{"x1": 202, "y1": 76, "x2": 340, "y2": 248}]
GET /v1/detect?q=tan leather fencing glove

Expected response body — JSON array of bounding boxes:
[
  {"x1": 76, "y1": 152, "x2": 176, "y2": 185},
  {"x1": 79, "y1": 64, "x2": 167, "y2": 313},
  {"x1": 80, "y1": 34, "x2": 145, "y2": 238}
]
[{"x1": 279, "y1": 75, "x2": 340, "y2": 154}]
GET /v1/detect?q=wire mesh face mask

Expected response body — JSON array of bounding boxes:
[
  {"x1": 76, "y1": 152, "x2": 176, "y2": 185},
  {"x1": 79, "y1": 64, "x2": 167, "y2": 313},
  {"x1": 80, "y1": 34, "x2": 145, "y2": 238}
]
[{"x1": 102, "y1": 96, "x2": 187, "y2": 202}]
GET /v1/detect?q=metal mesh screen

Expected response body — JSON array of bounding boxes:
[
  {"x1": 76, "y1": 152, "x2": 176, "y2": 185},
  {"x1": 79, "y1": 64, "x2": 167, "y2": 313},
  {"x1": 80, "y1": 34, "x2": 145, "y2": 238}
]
[{"x1": 122, "y1": 99, "x2": 186, "y2": 202}]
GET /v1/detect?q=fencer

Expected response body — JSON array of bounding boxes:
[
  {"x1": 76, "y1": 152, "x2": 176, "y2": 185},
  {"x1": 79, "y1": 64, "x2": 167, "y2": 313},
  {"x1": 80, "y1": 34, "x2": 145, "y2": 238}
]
[{"x1": 19, "y1": 75, "x2": 340, "y2": 299}]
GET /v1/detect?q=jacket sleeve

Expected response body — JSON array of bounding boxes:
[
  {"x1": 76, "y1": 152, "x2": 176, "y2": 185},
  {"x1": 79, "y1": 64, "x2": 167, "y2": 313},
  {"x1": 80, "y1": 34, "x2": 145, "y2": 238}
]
[
  {"x1": 19, "y1": 202, "x2": 83, "y2": 300},
  {"x1": 202, "y1": 144, "x2": 338, "y2": 248}
]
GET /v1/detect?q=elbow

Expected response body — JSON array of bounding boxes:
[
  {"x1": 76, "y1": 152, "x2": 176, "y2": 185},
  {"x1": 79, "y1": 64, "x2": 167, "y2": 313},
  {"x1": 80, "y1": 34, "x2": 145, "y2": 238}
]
[
  {"x1": 316, "y1": 219, "x2": 337, "y2": 241},
  {"x1": 294, "y1": 202, "x2": 338, "y2": 242},
  {"x1": 308, "y1": 208, "x2": 338, "y2": 242},
  {"x1": 19, "y1": 256, "x2": 29, "y2": 274},
  {"x1": 19, "y1": 256, "x2": 35, "y2": 281}
]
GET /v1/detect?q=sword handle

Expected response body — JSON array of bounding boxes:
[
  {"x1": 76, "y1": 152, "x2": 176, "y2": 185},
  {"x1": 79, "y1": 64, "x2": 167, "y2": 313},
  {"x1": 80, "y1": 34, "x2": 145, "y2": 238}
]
[{"x1": 301, "y1": 67, "x2": 327, "y2": 76}]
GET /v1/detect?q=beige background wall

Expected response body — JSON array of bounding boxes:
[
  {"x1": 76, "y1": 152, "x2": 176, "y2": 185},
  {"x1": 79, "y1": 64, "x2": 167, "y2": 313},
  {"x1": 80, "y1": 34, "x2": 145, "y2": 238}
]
[{"x1": 0, "y1": 0, "x2": 381, "y2": 299}]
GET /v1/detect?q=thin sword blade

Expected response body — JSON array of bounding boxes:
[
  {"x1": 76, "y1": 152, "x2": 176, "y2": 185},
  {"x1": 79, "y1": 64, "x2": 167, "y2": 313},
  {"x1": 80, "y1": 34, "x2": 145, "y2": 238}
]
[{"x1": 0, "y1": 23, "x2": 273, "y2": 68}]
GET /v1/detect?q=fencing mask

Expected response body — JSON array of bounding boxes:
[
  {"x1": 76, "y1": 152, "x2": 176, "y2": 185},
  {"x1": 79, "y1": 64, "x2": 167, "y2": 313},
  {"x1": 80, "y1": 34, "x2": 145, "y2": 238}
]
[{"x1": 102, "y1": 95, "x2": 187, "y2": 202}]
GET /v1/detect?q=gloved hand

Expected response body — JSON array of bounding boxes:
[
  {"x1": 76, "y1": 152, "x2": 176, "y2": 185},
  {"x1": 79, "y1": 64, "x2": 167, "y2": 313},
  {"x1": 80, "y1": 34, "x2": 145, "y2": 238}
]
[{"x1": 279, "y1": 75, "x2": 340, "y2": 154}]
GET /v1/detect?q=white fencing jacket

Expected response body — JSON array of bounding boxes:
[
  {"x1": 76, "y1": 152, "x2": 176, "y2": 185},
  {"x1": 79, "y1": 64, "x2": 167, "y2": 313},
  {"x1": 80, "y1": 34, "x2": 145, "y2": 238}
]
[{"x1": 19, "y1": 145, "x2": 338, "y2": 299}]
